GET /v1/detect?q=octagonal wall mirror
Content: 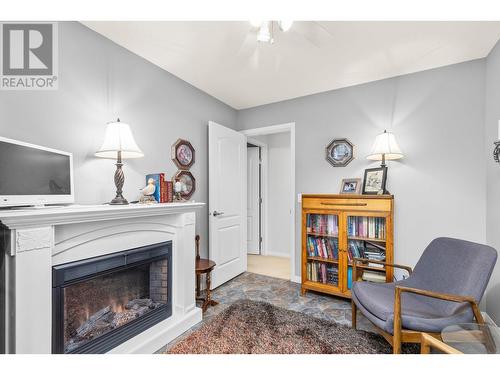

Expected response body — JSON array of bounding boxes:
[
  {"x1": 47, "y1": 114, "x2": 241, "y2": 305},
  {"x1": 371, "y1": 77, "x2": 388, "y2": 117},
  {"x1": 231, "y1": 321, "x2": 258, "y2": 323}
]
[
  {"x1": 173, "y1": 170, "x2": 196, "y2": 200},
  {"x1": 171, "y1": 139, "x2": 195, "y2": 170},
  {"x1": 326, "y1": 138, "x2": 354, "y2": 167}
]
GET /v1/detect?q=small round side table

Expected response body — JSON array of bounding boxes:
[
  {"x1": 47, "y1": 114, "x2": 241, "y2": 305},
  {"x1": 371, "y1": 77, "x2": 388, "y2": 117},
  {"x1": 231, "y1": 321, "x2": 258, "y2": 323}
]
[{"x1": 441, "y1": 323, "x2": 500, "y2": 354}]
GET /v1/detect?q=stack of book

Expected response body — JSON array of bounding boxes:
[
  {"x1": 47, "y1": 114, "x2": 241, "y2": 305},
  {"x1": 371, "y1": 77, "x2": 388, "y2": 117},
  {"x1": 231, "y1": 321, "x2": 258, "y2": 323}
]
[
  {"x1": 361, "y1": 271, "x2": 386, "y2": 283},
  {"x1": 347, "y1": 216, "x2": 385, "y2": 239},
  {"x1": 306, "y1": 262, "x2": 339, "y2": 285},
  {"x1": 347, "y1": 240, "x2": 386, "y2": 265},
  {"x1": 306, "y1": 214, "x2": 338, "y2": 235},
  {"x1": 306, "y1": 236, "x2": 339, "y2": 260},
  {"x1": 145, "y1": 173, "x2": 173, "y2": 203}
]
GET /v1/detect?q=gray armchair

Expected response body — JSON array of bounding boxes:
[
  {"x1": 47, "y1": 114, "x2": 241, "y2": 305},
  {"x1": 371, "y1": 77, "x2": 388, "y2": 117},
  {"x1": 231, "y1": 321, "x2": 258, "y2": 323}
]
[{"x1": 351, "y1": 237, "x2": 497, "y2": 354}]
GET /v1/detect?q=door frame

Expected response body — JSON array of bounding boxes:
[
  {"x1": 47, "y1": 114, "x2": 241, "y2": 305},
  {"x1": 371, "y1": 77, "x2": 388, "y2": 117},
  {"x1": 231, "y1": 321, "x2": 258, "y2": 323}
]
[
  {"x1": 240, "y1": 122, "x2": 297, "y2": 283},
  {"x1": 246, "y1": 137, "x2": 268, "y2": 256}
]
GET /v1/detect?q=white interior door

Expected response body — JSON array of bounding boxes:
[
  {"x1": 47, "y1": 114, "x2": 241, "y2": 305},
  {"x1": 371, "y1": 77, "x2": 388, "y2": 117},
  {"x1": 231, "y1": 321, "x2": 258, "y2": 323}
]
[
  {"x1": 208, "y1": 121, "x2": 247, "y2": 288},
  {"x1": 247, "y1": 146, "x2": 260, "y2": 255}
]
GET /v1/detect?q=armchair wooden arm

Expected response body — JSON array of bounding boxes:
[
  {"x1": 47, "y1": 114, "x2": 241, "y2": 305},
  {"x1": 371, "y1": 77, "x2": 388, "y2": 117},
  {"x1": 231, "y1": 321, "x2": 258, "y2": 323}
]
[
  {"x1": 352, "y1": 257, "x2": 413, "y2": 283},
  {"x1": 420, "y1": 333, "x2": 462, "y2": 354},
  {"x1": 393, "y1": 285, "x2": 484, "y2": 354}
]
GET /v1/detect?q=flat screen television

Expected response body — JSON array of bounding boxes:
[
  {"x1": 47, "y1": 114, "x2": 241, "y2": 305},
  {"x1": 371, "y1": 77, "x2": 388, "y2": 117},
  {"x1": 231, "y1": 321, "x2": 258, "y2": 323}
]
[{"x1": 0, "y1": 136, "x2": 74, "y2": 207}]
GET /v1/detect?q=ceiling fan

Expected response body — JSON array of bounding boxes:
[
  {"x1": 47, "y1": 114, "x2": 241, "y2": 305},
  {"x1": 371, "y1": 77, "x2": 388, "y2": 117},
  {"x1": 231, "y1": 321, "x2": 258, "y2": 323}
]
[
  {"x1": 247, "y1": 20, "x2": 335, "y2": 48},
  {"x1": 237, "y1": 21, "x2": 336, "y2": 69},
  {"x1": 249, "y1": 21, "x2": 294, "y2": 44}
]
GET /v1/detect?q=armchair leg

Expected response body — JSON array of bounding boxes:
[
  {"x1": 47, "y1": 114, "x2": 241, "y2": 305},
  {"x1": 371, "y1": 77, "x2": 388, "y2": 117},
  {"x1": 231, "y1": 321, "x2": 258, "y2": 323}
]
[
  {"x1": 393, "y1": 287, "x2": 402, "y2": 354},
  {"x1": 351, "y1": 300, "x2": 357, "y2": 330},
  {"x1": 392, "y1": 334, "x2": 402, "y2": 354}
]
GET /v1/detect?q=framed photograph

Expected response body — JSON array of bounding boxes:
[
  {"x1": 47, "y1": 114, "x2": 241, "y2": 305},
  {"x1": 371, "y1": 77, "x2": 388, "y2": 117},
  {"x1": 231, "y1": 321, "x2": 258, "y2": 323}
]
[
  {"x1": 172, "y1": 139, "x2": 195, "y2": 170},
  {"x1": 326, "y1": 138, "x2": 354, "y2": 167},
  {"x1": 173, "y1": 170, "x2": 196, "y2": 200},
  {"x1": 362, "y1": 167, "x2": 387, "y2": 195},
  {"x1": 340, "y1": 178, "x2": 362, "y2": 194}
]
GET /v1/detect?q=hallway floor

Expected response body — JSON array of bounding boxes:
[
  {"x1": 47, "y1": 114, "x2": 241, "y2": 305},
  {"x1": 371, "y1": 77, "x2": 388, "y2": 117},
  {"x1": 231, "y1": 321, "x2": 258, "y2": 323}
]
[{"x1": 247, "y1": 254, "x2": 290, "y2": 280}]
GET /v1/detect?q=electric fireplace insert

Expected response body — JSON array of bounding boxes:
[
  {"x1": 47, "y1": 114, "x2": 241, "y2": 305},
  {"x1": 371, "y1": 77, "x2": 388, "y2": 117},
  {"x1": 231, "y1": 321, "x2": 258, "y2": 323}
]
[{"x1": 52, "y1": 241, "x2": 172, "y2": 354}]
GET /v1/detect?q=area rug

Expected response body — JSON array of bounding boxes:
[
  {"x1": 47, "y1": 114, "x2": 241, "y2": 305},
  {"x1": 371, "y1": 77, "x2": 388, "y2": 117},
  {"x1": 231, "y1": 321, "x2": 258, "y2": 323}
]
[{"x1": 167, "y1": 299, "x2": 419, "y2": 354}]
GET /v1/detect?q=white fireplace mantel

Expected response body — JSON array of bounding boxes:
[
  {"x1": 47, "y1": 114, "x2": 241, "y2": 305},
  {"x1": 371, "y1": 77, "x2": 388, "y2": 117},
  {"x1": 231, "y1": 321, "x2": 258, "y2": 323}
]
[{"x1": 0, "y1": 202, "x2": 205, "y2": 354}]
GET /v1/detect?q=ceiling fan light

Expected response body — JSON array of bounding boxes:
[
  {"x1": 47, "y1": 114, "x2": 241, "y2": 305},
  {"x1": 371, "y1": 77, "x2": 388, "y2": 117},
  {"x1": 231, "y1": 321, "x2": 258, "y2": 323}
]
[
  {"x1": 257, "y1": 22, "x2": 272, "y2": 43},
  {"x1": 278, "y1": 20, "x2": 293, "y2": 32}
]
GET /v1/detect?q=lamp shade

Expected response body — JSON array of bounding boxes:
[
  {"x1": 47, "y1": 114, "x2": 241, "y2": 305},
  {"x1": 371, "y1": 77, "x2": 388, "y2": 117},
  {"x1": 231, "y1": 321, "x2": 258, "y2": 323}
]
[
  {"x1": 95, "y1": 119, "x2": 144, "y2": 159},
  {"x1": 366, "y1": 130, "x2": 403, "y2": 161}
]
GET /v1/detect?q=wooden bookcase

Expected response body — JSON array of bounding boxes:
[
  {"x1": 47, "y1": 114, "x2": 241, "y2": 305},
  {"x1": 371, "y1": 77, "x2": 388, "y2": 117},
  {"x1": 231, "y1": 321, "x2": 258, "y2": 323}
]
[{"x1": 301, "y1": 194, "x2": 394, "y2": 299}]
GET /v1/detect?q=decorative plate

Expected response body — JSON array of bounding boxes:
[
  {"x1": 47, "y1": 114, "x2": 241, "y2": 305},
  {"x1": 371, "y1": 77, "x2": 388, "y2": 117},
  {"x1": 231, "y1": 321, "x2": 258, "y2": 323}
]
[
  {"x1": 172, "y1": 139, "x2": 195, "y2": 170},
  {"x1": 173, "y1": 170, "x2": 196, "y2": 200},
  {"x1": 326, "y1": 138, "x2": 354, "y2": 167}
]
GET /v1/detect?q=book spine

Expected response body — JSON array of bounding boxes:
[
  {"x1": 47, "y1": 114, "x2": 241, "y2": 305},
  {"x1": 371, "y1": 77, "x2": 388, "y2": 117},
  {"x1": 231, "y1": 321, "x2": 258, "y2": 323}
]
[
  {"x1": 166, "y1": 181, "x2": 173, "y2": 202},
  {"x1": 159, "y1": 173, "x2": 166, "y2": 203}
]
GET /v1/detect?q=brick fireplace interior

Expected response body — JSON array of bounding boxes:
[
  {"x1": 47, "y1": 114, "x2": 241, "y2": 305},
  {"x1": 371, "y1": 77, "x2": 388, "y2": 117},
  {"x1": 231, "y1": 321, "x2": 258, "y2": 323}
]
[{"x1": 52, "y1": 241, "x2": 172, "y2": 354}]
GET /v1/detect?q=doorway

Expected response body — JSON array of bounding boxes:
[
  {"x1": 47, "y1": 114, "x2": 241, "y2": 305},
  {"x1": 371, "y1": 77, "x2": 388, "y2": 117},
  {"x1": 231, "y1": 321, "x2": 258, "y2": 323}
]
[
  {"x1": 243, "y1": 124, "x2": 295, "y2": 281},
  {"x1": 208, "y1": 121, "x2": 296, "y2": 288}
]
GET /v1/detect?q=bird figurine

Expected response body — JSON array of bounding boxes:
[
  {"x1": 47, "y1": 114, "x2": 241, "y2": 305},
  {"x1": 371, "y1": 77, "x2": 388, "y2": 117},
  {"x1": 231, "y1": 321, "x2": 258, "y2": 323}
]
[
  {"x1": 142, "y1": 178, "x2": 156, "y2": 196},
  {"x1": 139, "y1": 178, "x2": 158, "y2": 204}
]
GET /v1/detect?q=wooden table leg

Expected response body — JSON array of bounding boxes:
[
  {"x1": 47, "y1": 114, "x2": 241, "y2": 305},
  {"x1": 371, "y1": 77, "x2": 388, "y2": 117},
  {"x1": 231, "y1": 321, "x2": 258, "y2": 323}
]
[
  {"x1": 201, "y1": 270, "x2": 218, "y2": 312},
  {"x1": 196, "y1": 273, "x2": 200, "y2": 298}
]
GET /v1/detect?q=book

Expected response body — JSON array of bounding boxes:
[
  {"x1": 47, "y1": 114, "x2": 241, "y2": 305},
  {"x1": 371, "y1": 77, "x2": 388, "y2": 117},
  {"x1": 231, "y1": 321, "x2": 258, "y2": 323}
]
[
  {"x1": 307, "y1": 214, "x2": 338, "y2": 235},
  {"x1": 307, "y1": 261, "x2": 338, "y2": 285},
  {"x1": 165, "y1": 180, "x2": 173, "y2": 203},
  {"x1": 362, "y1": 271, "x2": 386, "y2": 283},
  {"x1": 347, "y1": 216, "x2": 386, "y2": 240},
  {"x1": 146, "y1": 173, "x2": 171, "y2": 203}
]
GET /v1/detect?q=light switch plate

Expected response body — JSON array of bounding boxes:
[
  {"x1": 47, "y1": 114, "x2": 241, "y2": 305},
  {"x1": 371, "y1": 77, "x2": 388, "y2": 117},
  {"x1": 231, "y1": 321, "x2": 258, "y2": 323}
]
[{"x1": 297, "y1": 193, "x2": 302, "y2": 203}]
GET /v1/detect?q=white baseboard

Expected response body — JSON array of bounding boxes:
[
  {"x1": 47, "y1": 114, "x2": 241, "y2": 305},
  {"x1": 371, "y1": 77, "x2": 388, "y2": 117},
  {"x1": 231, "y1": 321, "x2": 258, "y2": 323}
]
[
  {"x1": 290, "y1": 275, "x2": 301, "y2": 284},
  {"x1": 264, "y1": 251, "x2": 290, "y2": 258}
]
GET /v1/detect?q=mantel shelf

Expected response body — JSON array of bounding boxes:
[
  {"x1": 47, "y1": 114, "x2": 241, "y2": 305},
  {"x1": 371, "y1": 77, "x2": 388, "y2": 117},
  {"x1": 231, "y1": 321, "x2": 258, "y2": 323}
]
[{"x1": 0, "y1": 202, "x2": 205, "y2": 229}]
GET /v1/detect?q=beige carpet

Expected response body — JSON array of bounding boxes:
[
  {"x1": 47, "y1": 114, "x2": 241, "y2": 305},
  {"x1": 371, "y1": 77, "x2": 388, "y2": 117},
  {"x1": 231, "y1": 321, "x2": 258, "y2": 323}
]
[{"x1": 247, "y1": 254, "x2": 290, "y2": 280}]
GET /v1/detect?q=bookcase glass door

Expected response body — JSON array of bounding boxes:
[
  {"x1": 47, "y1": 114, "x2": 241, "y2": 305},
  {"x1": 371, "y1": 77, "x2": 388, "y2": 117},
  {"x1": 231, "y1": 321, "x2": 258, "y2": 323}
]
[
  {"x1": 346, "y1": 215, "x2": 387, "y2": 289},
  {"x1": 305, "y1": 213, "x2": 340, "y2": 287}
]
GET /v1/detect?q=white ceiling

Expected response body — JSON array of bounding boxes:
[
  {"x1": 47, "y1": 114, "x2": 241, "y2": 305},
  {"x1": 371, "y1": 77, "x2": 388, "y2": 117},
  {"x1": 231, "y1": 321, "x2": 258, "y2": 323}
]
[{"x1": 82, "y1": 21, "x2": 500, "y2": 109}]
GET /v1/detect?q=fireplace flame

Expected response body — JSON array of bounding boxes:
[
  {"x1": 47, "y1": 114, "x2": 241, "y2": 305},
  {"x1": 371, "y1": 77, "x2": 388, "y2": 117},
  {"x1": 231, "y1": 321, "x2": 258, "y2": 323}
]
[{"x1": 111, "y1": 299, "x2": 126, "y2": 314}]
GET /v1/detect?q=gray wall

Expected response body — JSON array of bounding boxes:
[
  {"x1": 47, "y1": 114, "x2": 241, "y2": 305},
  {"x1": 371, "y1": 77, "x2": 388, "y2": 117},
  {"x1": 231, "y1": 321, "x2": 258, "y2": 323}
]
[
  {"x1": 0, "y1": 22, "x2": 238, "y2": 258},
  {"x1": 236, "y1": 60, "x2": 487, "y2": 290},
  {"x1": 485, "y1": 40, "x2": 500, "y2": 323}
]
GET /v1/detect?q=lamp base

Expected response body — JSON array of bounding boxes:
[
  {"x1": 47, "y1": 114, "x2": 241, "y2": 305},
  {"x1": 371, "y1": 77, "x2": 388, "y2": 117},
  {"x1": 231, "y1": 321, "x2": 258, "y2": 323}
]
[
  {"x1": 109, "y1": 195, "x2": 129, "y2": 205},
  {"x1": 109, "y1": 152, "x2": 129, "y2": 205}
]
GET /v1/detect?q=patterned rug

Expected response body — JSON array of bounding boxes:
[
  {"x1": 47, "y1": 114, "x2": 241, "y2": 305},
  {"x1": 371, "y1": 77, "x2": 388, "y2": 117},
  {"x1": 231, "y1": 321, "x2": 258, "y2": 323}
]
[{"x1": 167, "y1": 299, "x2": 419, "y2": 354}]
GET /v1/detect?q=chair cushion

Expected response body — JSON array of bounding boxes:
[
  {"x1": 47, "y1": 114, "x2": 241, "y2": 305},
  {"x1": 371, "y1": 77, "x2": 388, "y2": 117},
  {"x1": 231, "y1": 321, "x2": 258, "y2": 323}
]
[
  {"x1": 352, "y1": 281, "x2": 473, "y2": 333},
  {"x1": 352, "y1": 281, "x2": 441, "y2": 321}
]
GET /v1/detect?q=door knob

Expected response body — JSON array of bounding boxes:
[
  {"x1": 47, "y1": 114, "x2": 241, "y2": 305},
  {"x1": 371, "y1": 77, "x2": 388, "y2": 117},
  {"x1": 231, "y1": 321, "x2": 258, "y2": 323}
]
[{"x1": 212, "y1": 210, "x2": 224, "y2": 217}]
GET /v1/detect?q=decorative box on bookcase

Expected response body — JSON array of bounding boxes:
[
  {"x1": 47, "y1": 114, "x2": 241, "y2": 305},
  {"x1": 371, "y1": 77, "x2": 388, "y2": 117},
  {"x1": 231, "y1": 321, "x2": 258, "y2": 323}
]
[{"x1": 301, "y1": 194, "x2": 394, "y2": 299}]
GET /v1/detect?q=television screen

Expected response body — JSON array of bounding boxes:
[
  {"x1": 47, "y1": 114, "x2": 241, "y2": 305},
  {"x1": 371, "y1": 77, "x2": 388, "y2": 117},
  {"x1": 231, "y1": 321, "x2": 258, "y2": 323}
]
[{"x1": 0, "y1": 140, "x2": 72, "y2": 196}]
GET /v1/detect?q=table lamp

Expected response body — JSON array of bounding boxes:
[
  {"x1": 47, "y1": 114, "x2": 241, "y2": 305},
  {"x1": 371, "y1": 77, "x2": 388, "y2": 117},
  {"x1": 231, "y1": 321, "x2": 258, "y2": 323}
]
[
  {"x1": 366, "y1": 129, "x2": 404, "y2": 167},
  {"x1": 95, "y1": 118, "x2": 144, "y2": 205}
]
